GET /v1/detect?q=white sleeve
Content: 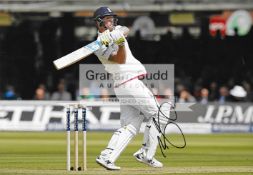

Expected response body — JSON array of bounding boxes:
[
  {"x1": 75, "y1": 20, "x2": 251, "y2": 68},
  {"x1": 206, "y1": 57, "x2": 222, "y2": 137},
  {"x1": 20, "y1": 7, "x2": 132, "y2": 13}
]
[
  {"x1": 94, "y1": 43, "x2": 119, "y2": 60},
  {"x1": 115, "y1": 25, "x2": 122, "y2": 30}
]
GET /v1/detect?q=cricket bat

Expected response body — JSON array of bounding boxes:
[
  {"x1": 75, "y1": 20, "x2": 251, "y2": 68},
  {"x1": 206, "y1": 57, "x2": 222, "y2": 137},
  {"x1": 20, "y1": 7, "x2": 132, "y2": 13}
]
[{"x1": 53, "y1": 26, "x2": 129, "y2": 70}]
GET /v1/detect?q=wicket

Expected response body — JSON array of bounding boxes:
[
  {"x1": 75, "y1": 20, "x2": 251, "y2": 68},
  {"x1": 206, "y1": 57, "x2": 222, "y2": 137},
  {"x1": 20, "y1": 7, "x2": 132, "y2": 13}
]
[{"x1": 66, "y1": 104, "x2": 87, "y2": 171}]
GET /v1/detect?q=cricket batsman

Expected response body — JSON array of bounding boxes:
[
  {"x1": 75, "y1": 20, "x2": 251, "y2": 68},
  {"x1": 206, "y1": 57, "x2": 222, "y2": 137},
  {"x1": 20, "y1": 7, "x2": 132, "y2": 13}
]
[{"x1": 93, "y1": 7, "x2": 170, "y2": 170}]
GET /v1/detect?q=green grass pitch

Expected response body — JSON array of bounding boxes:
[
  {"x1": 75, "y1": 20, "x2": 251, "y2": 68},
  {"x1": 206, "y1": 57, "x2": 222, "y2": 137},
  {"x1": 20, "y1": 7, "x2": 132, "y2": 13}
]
[{"x1": 0, "y1": 132, "x2": 252, "y2": 175}]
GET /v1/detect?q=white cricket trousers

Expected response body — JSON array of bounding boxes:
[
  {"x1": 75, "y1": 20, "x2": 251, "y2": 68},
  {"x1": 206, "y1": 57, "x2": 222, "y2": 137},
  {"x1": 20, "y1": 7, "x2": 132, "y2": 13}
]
[{"x1": 114, "y1": 78, "x2": 159, "y2": 131}]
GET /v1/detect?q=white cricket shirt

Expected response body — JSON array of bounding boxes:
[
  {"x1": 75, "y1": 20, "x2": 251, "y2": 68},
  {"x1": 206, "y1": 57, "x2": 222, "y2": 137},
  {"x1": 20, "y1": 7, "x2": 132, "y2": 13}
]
[{"x1": 94, "y1": 26, "x2": 147, "y2": 84}]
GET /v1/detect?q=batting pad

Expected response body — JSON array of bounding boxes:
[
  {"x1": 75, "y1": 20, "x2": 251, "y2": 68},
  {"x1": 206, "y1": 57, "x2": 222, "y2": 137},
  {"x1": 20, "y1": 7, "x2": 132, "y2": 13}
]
[
  {"x1": 143, "y1": 119, "x2": 161, "y2": 160},
  {"x1": 100, "y1": 129, "x2": 122, "y2": 158},
  {"x1": 109, "y1": 124, "x2": 137, "y2": 163},
  {"x1": 156, "y1": 102, "x2": 172, "y2": 125}
]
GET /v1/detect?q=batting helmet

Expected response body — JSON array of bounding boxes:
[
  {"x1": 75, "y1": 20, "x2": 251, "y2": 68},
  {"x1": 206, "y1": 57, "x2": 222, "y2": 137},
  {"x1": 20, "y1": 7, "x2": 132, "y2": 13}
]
[{"x1": 93, "y1": 7, "x2": 117, "y2": 27}]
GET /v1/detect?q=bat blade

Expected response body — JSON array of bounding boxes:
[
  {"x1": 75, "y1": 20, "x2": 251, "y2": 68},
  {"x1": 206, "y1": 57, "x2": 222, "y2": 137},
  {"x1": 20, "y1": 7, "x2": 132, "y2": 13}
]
[
  {"x1": 53, "y1": 27, "x2": 129, "y2": 70},
  {"x1": 53, "y1": 40, "x2": 101, "y2": 70}
]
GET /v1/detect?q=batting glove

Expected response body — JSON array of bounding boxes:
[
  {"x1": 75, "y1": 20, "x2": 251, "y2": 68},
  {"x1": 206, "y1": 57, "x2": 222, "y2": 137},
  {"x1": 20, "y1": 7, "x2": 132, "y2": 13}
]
[
  {"x1": 110, "y1": 30, "x2": 125, "y2": 46},
  {"x1": 99, "y1": 30, "x2": 113, "y2": 46}
]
